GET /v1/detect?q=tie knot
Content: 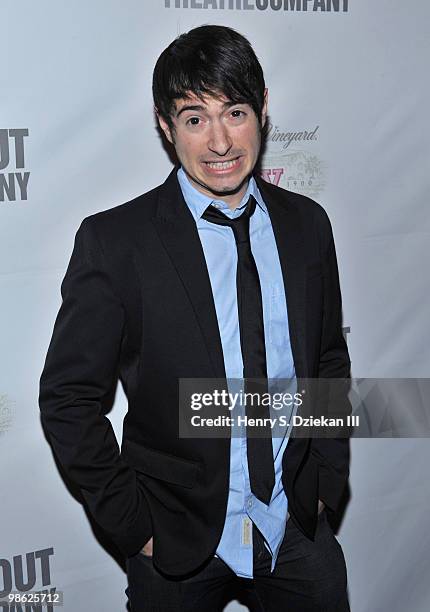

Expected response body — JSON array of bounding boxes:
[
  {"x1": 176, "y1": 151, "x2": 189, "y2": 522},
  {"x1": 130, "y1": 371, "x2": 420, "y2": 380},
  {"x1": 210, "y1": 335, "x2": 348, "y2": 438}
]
[{"x1": 201, "y1": 195, "x2": 257, "y2": 244}]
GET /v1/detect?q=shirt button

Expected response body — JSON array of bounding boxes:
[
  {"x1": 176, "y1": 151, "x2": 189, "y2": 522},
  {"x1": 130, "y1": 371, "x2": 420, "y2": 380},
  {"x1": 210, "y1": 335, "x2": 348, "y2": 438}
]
[{"x1": 247, "y1": 498, "x2": 253, "y2": 509}]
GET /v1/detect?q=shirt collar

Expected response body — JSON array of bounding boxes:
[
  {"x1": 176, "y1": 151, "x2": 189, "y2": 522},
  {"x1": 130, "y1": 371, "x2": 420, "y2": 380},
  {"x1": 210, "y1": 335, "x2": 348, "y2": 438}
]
[{"x1": 177, "y1": 166, "x2": 267, "y2": 221}]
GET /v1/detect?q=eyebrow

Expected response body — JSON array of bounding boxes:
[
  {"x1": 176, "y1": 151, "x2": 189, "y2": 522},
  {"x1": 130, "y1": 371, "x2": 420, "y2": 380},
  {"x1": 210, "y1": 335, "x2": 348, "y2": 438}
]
[{"x1": 175, "y1": 100, "x2": 240, "y2": 118}]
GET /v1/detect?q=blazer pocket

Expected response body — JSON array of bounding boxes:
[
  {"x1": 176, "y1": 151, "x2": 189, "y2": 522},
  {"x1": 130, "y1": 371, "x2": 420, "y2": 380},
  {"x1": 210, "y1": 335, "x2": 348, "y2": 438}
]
[{"x1": 121, "y1": 439, "x2": 200, "y2": 489}]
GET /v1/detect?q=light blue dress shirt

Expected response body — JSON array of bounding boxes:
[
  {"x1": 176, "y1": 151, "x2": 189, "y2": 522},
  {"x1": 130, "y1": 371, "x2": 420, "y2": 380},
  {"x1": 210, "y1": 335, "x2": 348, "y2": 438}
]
[{"x1": 177, "y1": 166, "x2": 297, "y2": 579}]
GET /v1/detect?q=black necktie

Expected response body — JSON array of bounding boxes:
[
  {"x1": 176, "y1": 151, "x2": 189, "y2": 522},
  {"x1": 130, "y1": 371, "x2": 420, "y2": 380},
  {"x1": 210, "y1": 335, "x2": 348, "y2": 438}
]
[{"x1": 202, "y1": 195, "x2": 275, "y2": 505}]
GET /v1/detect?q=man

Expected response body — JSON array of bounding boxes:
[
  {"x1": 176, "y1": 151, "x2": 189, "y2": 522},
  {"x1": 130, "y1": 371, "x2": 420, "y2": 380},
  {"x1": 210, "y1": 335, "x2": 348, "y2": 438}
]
[{"x1": 39, "y1": 25, "x2": 351, "y2": 611}]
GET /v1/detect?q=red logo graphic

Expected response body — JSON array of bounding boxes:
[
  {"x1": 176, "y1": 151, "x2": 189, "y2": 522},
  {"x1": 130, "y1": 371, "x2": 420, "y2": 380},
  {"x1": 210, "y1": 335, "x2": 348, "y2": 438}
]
[{"x1": 260, "y1": 168, "x2": 284, "y2": 186}]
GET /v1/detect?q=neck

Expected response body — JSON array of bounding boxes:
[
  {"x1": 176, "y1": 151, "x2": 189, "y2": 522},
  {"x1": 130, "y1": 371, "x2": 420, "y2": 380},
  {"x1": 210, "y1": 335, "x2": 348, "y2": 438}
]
[
  {"x1": 222, "y1": 182, "x2": 250, "y2": 210},
  {"x1": 184, "y1": 170, "x2": 251, "y2": 210}
]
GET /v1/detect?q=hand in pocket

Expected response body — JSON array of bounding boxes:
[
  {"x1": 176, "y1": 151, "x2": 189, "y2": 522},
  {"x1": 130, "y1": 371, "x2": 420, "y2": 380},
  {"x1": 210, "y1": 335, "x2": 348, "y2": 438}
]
[{"x1": 140, "y1": 536, "x2": 153, "y2": 557}]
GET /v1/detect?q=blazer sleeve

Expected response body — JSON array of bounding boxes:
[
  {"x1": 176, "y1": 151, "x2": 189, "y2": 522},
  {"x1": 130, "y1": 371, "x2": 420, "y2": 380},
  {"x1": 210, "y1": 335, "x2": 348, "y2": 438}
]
[
  {"x1": 38, "y1": 217, "x2": 152, "y2": 557},
  {"x1": 311, "y1": 208, "x2": 352, "y2": 513}
]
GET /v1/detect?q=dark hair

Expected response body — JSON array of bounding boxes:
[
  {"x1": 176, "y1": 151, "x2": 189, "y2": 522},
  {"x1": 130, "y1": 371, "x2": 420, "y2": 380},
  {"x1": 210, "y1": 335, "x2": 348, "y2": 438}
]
[{"x1": 152, "y1": 25, "x2": 266, "y2": 131}]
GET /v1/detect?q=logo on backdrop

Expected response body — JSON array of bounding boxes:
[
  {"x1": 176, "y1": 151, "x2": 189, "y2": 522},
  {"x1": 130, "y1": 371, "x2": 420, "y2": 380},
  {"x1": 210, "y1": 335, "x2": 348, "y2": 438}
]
[
  {"x1": 0, "y1": 548, "x2": 58, "y2": 609},
  {"x1": 164, "y1": 0, "x2": 349, "y2": 11},
  {"x1": 261, "y1": 123, "x2": 325, "y2": 198},
  {"x1": 0, "y1": 129, "x2": 30, "y2": 202},
  {"x1": 0, "y1": 394, "x2": 13, "y2": 435}
]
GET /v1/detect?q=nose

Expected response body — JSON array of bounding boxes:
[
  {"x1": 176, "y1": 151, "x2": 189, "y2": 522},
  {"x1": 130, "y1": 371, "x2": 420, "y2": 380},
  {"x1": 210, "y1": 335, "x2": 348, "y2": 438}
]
[{"x1": 207, "y1": 121, "x2": 232, "y2": 156}]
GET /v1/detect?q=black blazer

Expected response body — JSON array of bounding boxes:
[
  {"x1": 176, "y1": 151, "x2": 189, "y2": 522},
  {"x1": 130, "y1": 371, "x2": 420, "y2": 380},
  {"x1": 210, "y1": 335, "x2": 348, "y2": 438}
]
[{"x1": 39, "y1": 167, "x2": 351, "y2": 577}]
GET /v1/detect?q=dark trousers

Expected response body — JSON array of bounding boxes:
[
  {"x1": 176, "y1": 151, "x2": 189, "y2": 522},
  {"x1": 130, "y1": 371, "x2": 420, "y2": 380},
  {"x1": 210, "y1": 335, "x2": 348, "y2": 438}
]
[{"x1": 125, "y1": 510, "x2": 350, "y2": 612}]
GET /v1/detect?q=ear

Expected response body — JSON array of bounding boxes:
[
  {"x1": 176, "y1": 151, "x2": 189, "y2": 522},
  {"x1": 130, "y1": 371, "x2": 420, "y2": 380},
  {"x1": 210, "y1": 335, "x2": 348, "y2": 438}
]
[
  {"x1": 261, "y1": 88, "x2": 268, "y2": 128},
  {"x1": 155, "y1": 108, "x2": 174, "y2": 145}
]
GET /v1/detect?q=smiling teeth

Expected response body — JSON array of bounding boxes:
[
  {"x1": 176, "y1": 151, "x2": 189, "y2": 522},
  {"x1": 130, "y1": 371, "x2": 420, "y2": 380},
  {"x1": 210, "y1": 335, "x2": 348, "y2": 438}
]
[{"x1": 206, "y1": 159, "x2": 237, "y2": 169}]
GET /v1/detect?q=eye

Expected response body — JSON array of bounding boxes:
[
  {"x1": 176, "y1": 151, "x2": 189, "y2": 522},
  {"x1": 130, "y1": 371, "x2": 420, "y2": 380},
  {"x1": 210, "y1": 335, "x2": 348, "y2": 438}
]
[
  {"x1": 186, "y1": 116, "x2": 201, "y2": 126},
  {"x1": 231, "y1": 109, "x2": 246, "y2": 118}
]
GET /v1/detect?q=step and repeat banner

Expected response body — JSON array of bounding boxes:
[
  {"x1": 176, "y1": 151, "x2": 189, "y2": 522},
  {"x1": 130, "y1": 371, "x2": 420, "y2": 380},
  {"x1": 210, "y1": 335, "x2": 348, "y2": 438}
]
[{"x1": 1, "y1": 1, "x2": 429, "y2": 610}]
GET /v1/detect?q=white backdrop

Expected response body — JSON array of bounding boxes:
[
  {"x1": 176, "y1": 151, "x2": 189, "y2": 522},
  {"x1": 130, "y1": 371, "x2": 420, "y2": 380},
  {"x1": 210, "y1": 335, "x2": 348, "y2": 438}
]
[{"x1": 1, "y1": 1, "x2": 429, "y2": 610}]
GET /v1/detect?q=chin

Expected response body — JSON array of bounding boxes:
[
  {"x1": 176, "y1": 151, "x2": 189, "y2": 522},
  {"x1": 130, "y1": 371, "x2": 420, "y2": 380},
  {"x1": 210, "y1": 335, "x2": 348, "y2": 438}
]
[{"x1": 205, "y1": 177, "x2": 248, "y2": 196}]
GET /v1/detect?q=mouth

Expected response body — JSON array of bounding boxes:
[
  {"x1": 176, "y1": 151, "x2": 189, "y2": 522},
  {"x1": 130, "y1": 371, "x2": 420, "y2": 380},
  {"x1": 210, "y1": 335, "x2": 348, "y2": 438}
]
[{"x1": 202, "y1": 156, "x2": 242, "y2": 174}]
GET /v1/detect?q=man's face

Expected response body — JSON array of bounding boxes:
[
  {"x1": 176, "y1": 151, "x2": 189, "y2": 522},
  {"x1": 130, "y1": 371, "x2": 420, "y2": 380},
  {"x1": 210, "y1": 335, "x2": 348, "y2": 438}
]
[{"x1": 157, "y1": 89, "x2": 268, "y2": 208}]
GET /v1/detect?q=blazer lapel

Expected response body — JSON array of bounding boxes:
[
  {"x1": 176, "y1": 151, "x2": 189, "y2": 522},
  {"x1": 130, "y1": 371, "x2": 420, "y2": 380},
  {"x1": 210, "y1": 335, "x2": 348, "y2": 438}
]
[
  {"x1": 255, "y1": 175, "x2": 308, "y2": 379},
  {"x1": 151, "y1": 167, "x2": 227, "y2": 380}
]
